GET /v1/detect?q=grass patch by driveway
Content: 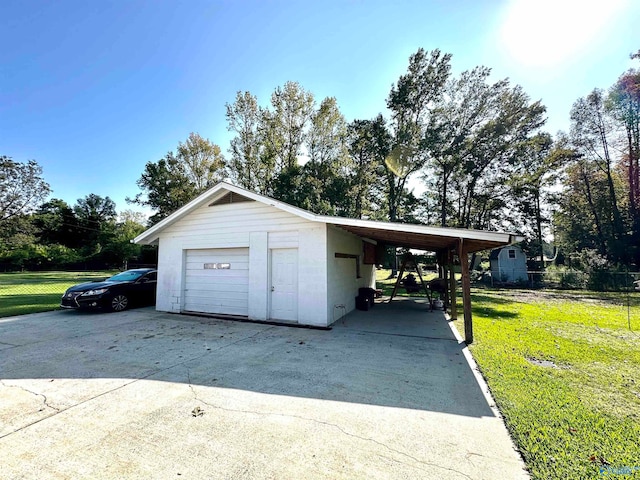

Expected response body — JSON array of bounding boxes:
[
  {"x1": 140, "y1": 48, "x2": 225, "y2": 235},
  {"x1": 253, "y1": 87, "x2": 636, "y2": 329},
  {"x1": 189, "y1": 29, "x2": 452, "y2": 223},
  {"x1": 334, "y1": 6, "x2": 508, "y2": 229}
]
[
  {"x1": 0, "y1": 271, "x2": 115, "y2": 317},
  {"x1": 456, "y1": 288, "x2": 640, "y2": 480}
]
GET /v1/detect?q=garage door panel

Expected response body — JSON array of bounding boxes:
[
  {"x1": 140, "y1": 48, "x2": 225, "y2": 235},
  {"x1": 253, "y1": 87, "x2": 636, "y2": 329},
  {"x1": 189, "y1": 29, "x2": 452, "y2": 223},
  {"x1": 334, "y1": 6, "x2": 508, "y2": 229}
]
[
  {"x1": 185, "y1": 269, "x2": 249, "y2": 277},
  {"x1": 184, "y1": 248, "x2": 249, "y2": 316},
  {"x1": 185, "y1": 296, "x2": 248, "y2": 306},
  {"x1": 185, "y1": 305, "x2": 247, "y2": 316},
  {"x1": 185, "y1": 298, "x2": 249, "y2": 309},
  {"x1": 187, "y1": 283, "x2": 249, "y2": 296},
  {"x1": 185, "y1": 274, "x2": 249, "y2": 285},
  {"x1": 185, "y1": 288, "x2": 248, "y2": 298},
  {"x1": 186, "y1": 249, "x2": 247, "y2": 256}
]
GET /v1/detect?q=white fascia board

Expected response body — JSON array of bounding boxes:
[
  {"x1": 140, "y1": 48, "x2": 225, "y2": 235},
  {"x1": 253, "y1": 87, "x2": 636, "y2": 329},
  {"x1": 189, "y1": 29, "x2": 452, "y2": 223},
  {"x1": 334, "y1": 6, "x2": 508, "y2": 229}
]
[{"x1": 315, "y1": 215, "x2": 517, "y2": 243}]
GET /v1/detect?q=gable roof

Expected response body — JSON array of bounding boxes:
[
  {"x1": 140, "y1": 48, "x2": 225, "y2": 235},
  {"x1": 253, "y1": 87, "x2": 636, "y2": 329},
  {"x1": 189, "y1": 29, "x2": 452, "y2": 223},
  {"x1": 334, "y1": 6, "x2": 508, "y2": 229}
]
[{"x1": 133, "y1": 182, "x2": 522, "y2": 253}]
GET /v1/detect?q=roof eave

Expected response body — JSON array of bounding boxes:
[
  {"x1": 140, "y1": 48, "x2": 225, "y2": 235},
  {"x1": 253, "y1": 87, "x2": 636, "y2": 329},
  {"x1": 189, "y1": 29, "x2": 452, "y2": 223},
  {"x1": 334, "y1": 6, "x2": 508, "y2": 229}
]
[{"x1": 133, "y1": 181, "x2": 525, "y2": 254}]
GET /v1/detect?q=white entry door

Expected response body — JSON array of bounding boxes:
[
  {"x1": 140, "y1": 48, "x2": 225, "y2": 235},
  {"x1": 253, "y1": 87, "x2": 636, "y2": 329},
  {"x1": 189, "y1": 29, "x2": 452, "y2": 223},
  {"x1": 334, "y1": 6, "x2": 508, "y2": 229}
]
[{"x1": 270, "y1": 248, "x2": 298, "y2": 322}]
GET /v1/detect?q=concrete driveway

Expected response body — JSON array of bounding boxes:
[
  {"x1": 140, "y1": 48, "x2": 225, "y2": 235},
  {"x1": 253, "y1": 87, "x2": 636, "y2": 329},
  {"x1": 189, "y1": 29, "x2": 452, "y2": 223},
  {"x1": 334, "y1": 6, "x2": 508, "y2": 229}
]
[{"x1": 0, "y1": 299, "x2": 528, "y2": 479}]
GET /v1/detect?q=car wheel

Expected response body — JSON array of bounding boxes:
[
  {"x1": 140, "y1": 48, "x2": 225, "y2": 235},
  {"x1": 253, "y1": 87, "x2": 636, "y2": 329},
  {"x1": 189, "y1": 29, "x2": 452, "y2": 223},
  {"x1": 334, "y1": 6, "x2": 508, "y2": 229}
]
[{"x1": 110, "y1": 294, "x2": 129, "y2": 312}]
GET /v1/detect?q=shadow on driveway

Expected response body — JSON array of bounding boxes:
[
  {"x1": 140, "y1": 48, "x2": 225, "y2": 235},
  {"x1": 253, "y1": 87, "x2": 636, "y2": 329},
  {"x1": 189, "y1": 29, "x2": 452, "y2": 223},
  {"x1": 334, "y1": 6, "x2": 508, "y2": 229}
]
[{"x1": 0, "y1": 297, "x2": 493, "y2": 418}]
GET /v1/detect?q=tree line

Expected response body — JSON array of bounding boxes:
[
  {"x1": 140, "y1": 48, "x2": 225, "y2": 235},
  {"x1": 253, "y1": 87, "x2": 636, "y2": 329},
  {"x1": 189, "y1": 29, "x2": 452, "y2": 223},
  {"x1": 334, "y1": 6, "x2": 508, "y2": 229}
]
[
  {"x1": 2, "y1": 48, "x2": 639, "y2": 271},
  {"x1": 0, "y1": 156, "x2": 154, "y2": 270}
]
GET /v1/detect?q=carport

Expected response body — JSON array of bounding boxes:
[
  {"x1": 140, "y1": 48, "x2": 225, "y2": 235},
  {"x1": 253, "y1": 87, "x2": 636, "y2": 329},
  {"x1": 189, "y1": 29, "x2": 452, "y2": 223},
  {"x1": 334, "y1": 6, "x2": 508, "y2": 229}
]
[{"x1": 325, "y1": 216, "x2": 522, "y2": 343}]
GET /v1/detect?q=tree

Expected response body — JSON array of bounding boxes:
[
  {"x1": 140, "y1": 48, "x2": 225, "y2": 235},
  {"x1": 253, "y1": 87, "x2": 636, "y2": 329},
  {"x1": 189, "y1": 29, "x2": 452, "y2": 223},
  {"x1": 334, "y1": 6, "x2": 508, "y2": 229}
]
[
  {"x1": 100, "y1": 210, "x2": 148, "y2": 268},
  {"x1": 424, "y1": 66, "x2": 507, "y2": 227},
  {"x1": 551, "y1": 53, "x2": 640, "y2": 268},
  {"x1": 129, "y1": 152, "x2": 189, "y2": 224},
  {"x1": 570, "y1": 89, "x2": 626, "y2": 260},
  {"x1": 33, "y1": 199, "x2": 81, "y2": 248},
  {"x1": 298, "y1": 96, "x2": 352, "y2": 215},
  {"x1": 226, "y1": 91, "x2": 270, "y2": 193},
  {"x1": 307, "y1": 97, "x2": 348, "y2": 166},
  {"x1": 509, "y1": 134, "x2": 574, "y2": 266},
  {"x1": 226, "y1": 84, "x2": 315, "y2": 200},
  {"x1": 454, "y1": 84, "x2": 546, "y2": 230},
  {"x1": 0, "y1": 157, "x2": 50, "y2": 225},
  {"x1": 0, "y1": 214, "x2": 38, "y2": 268},
  {"x1": 73, "y1": 194, "x2": 117, "y2": 255},
  {"x1": 385, "y1": 48, "x2": 452, "y2": 221},
  {"x1": 263, "y1": 81, "x2": 315, "y2": 172},
  {"x1": 261, "y1": 82, "x2": 316, "y2": 203},
  {"x1": 118, "y1": 209, "x2": 147, "y2": 225},
  {"x1": 608, "y1": 61, "x2": 640, "y2": 265},
  {"x1": 554, "y1": 158, "x2": 622, "y2": 259},
  {"x1": 347, "y1": 115, "x2": 391, "y2": 219},
  {"x1": 176, "y1": 132, "x2": 227, "y2": 192},
  {"x1": 226, "y1": 82, "x2": 359, "y2": 216},
  {"x1": 129, "y1": 133, "x2": 226, "y2": 224},
  {"x1": 417, "y1": 66, "x2": 546, "y2": 232}
]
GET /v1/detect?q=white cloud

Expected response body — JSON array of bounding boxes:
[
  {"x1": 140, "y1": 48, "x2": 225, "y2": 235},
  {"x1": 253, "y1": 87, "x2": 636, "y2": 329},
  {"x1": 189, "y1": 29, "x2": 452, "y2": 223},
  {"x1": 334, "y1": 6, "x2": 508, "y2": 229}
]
[{"x1": 498, "y1": 0, "x2": 630, "y2": 69}]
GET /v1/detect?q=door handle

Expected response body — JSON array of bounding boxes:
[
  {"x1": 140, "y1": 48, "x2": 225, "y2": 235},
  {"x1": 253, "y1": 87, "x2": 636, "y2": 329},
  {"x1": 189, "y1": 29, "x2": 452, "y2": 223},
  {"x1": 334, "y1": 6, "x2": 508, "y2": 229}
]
[{"x1": 271, "y1": 286, "x2": 275, "y2": 291}]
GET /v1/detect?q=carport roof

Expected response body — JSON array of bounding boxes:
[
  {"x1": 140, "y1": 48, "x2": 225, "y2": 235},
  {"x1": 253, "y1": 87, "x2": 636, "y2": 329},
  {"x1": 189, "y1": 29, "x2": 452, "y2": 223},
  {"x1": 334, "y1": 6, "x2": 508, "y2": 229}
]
[{"x1": 134, "y1": 182, "x2": 521, "y2": 253}]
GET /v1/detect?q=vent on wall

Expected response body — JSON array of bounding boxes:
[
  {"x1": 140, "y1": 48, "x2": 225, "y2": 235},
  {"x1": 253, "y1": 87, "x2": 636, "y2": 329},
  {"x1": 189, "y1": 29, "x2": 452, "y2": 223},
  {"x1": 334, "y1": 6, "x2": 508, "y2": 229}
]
[{"x1": 209, "y1": 192, "x2": 255, "y2": 206}]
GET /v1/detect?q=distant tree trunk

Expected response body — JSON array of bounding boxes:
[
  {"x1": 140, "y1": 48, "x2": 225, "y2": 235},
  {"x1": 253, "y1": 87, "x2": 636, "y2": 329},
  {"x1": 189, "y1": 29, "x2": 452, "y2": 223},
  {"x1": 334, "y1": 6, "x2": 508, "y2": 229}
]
[
  {"x1": 535, "y1": 190, "x2": 544, "y2": 270},
  {"x1": 440, "y1": 174, "x2": 448, "y2": 227},
  {"x1": 580, "y1": 165, "x2": 607, "y2": 256}
]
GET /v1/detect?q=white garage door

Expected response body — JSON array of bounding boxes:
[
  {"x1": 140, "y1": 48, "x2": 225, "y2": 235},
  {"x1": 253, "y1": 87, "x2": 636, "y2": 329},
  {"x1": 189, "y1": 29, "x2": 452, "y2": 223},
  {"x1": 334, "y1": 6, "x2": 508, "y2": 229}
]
[{"x1": 184, "y1": 248, "x2": 249, "y2": 316}]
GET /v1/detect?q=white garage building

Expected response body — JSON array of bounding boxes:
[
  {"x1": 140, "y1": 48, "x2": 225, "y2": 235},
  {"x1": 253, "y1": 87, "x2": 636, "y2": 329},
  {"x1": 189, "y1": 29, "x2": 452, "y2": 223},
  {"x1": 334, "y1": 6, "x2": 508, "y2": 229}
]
[{"x1": 134, "y1": 182, "x2": 519, "y2": 334}]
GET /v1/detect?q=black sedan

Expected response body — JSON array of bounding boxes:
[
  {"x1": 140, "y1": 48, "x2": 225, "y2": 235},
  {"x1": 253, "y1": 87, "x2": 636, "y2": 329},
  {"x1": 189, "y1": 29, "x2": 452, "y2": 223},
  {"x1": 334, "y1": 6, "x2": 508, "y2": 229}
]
[{"x1": 61, "y1": 268, "x2": 157, "y2": 312}]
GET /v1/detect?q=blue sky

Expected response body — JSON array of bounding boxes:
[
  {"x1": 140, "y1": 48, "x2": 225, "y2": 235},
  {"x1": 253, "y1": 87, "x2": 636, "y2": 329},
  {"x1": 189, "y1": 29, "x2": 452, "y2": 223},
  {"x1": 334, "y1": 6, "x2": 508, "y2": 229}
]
[{"x1": 2, "y1": 0, "x2": 639, "y2": 216}]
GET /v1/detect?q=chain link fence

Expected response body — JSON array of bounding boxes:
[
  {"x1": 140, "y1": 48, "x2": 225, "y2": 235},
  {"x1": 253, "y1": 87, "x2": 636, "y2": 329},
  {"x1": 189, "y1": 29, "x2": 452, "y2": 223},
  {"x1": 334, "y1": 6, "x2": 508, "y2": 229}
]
[
  {"x1": 0, "y1": 271, "x2": 119, "y2": 317},
  {"x1": 480, "y1": 270, "x2": 640, "y2": 292}
]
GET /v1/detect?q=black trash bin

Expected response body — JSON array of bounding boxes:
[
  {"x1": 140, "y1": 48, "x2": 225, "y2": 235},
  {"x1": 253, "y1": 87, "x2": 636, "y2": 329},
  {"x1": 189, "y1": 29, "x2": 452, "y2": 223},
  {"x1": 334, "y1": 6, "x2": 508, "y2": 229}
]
[
  {"x1": 358, "y1": 287, "x2": 376, "y2": 309},
  {"x1": 355, "y1": 295, "x2": 370, "y2": 311}
]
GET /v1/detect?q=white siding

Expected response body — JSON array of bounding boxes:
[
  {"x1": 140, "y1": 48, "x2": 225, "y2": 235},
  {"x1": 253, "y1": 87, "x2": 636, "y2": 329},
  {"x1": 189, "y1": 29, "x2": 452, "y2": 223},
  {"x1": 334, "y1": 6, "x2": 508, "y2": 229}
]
[
  {"x1": 298, "y1": 227, "x2": 328, "y2": 326},
  {"x1": 326, "y1": 226, "x2": 375, "y2": 325},
  {"x1": 161, "y1": 201, "x2": 308, "y2": 248},
  {"x1": 248, "y1": 232, "x2": 268, "y2": 321},
  {"x1": 268, "y1": 231, "x2": 299, "y2": 249},
  {"x1": 156, "y1": 236, "x2": 184, "y2": 313}
]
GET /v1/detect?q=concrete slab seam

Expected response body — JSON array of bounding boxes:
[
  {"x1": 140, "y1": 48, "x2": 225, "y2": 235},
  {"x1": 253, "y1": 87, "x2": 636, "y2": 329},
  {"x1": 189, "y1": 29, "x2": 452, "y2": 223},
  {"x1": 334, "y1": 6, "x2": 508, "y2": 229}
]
[{"x1": 185, "y1": 372, "x2": 475, "y2": 480}]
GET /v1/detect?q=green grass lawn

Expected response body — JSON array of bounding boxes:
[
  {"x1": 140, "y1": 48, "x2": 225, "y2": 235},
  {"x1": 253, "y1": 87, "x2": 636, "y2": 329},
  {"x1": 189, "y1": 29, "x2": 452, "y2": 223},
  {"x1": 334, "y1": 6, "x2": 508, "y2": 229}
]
[
  {"x1": 457, "y1": 289, "x2": 640, "y2": 479},
  {"x1": 0, "y1": 271, "x2": 116, "y2": 317},
  {"x1": 376, "y1": 271, "x2": 640, "y2": 479}
]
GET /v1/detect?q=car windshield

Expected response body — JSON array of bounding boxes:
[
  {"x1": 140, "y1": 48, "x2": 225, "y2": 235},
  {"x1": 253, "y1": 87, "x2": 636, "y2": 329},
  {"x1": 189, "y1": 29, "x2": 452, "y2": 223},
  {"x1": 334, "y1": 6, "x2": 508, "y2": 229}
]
[{"x1": 107, "y1": 271, "x2": 146, "y2": 283}]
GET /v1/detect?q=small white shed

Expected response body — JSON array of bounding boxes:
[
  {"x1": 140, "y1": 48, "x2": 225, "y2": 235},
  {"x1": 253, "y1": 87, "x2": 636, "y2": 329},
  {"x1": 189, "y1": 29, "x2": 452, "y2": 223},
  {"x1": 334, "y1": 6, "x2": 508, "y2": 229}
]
[
  {"x1": 134, "y1": 182, "x2": 521, "y2": 331},
  {"x1": 489, "y1": 245, "x2": 528, "y2": 283}
]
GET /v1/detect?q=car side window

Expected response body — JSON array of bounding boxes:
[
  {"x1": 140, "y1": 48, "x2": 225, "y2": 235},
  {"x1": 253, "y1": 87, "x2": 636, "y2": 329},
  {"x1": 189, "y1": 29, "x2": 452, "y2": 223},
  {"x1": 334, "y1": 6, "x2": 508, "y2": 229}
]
[{"x1": 140, "y1": 272, "x2": 157, "y2": 283}]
